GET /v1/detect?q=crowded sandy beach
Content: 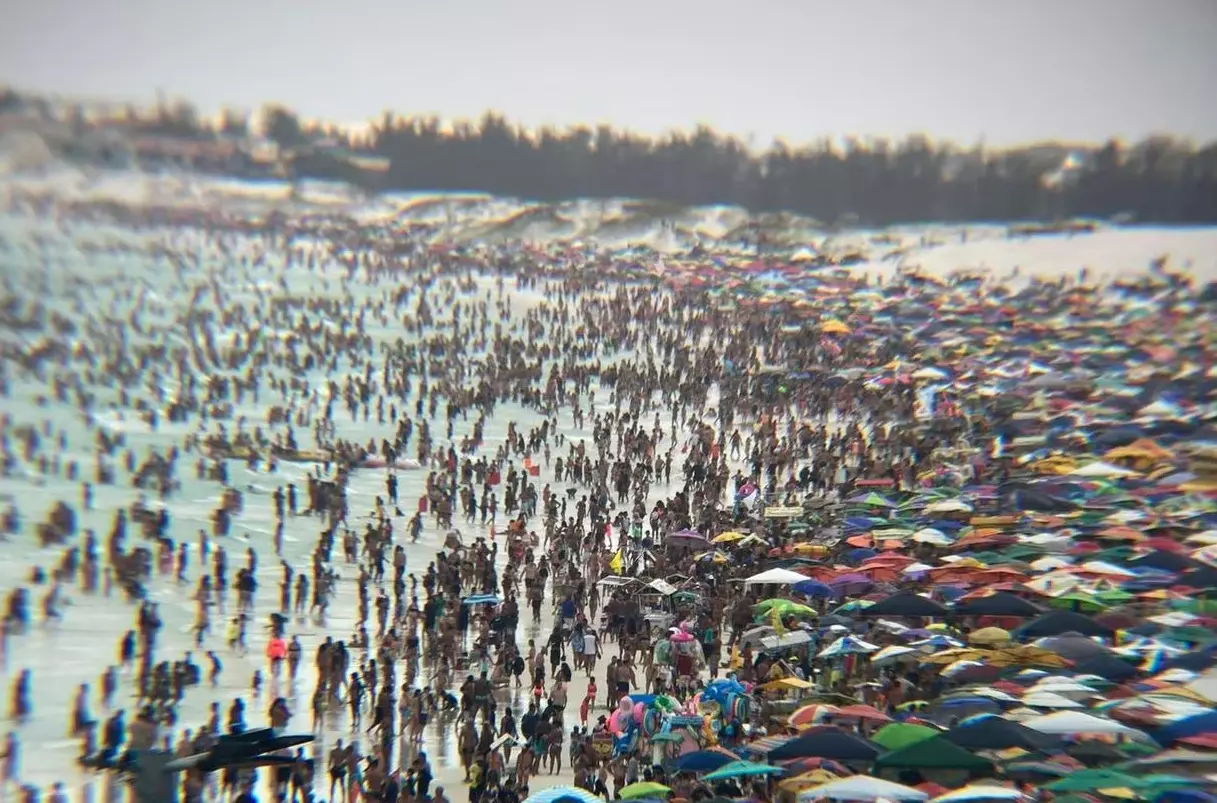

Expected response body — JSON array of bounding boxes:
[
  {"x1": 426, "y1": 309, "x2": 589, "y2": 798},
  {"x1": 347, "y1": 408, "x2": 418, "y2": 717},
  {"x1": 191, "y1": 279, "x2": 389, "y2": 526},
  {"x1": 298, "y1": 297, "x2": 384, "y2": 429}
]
[{"x1": 1, "y1": 159, "x2": 1217, "y2": 803}]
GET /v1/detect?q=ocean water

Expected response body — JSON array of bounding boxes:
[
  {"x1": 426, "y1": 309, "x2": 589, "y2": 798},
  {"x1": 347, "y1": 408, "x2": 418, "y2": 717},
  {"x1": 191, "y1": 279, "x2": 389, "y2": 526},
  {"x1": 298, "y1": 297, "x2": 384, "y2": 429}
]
[{"x1": 0, "y1": 204, "x2": 619, "y2": 797}]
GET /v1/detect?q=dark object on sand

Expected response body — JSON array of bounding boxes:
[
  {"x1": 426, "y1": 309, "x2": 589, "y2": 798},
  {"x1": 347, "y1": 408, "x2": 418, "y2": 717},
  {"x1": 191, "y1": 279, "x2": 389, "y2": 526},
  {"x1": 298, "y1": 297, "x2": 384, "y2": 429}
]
[
  {"x1": 163, "y1": 728, "x2": 314, "y2": 772},
  {"x1": 99, "y1": 730, "x2": 315, "y2": 803}
]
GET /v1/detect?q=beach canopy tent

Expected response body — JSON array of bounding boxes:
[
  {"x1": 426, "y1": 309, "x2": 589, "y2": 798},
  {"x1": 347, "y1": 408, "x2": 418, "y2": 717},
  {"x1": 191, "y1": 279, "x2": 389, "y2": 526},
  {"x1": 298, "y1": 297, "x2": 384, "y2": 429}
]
[{"x1": 744, "y1": 568, "x2": 812, "y2": 585}]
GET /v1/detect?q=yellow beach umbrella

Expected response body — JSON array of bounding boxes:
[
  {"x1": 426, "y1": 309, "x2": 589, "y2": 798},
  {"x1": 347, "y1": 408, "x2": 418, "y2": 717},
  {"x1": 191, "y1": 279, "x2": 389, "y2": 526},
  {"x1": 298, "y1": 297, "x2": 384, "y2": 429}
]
[
  {"x1": 968, "y1": 627, "x2": 1012, "y2": 646},
  {"x1": 778, "y1": 770, "x2": 841, "y2": 791}
]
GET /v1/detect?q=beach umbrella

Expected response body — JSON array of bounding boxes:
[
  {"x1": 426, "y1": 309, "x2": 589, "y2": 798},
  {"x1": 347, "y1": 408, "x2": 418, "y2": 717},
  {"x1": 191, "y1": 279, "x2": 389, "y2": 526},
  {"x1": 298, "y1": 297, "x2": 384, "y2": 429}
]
[
  {"x1": 754, "y1": 599, "x2": 817, "y2": 618},
  {"x1": 913, "y1": 528, "x2": 954, "y2": 546},
  {"x1": 1021, "y1": 691, "x2": 1086, "y2": 709},
  {"x1": 922, "y1": 648, "x2": 991, "y2": 665},
  {"x1": 1014, "y1": 610, "x2": 1114, "y2": 639},
  {"x1": 992, "y1": 645, "x2": 1075, "y2": 669},
  {"x1": 1031, "y1": 634, "x2": 1111, "y2": 661},
  {"x1": 745, "y1": 568, "x2": 811, "y2": 585},
  {"x1": 835, "y1": 704, "x2": 892, "y2": 723},
  {"x1": 930, "y1": 786, "x2": 1025, "y2": 803},
  {"x1": 619, "y1": 782, "x2": 672, "y2": 800},
  {"x1": 873, "y1": 735, "x2": 994, "y2": 772},
  {"x1": 1072, "y1": 654, "x2": 1141, "y2": 682},
  {"x1": 666, "y1": 528, "x2": 709, "y2": 545},
  {"x1": 818, "y1": 635, "x2": 878, "y2": 659},
  {"x1": 923, "y1": 499, "x2": 972, "y2": 514},
  {"x1": 778, "y1": 757, "x2": 850, "y2": 776},
  {"x1": 860, "y1": 591, "x2": 948, "y2": 618},
  {"x1": 944, "y1": 714, "x2": 1062, "y2": 752},
  {"x1": 871, "y1": 645, "x2": 920, "y2": 665},
  {"x1": 701, "y1": 760, "x2": 785, "y2": 781},
  {"x1": 848, "y1": 492, "x2": 896, "y2": 508},
  {"x1": 524, "y1": 787, "x2": 604, "y2": 803},
  {"x1": 767, "y1": 726, "x2": 881, "y2": 762},
  {"x1": 1156, "y1": 791, "x2": 1217, "y2": 803},
  {"x1": 794, "y1": 579, "x2": 836, "y2": 597},
  {"x1": 931, "y1": 689, "x2": 1005, "y2": 716},
  {"x1": 1024, "y1": 711, "x2": 1155, "y2": 740},
  {"x1": 871, "y1": 722, "x2": 940, "y2": 751},
  {"x1": 796, "y1": 776, "x2": 927, "y2": 802},
  {"x1": 953, "y1": 592, "x2": 1043, "y2": 618},
  {"x1": 911, "y1": 634, "x2": 965, "y2": 650},
  {"x1": 671, "y1": 748, "x2": 739, "y2": 773},
  {"x1": 779, "y1": 769, "x2": 845, "y2": 791},
  {"x1": 1000, "y1": 760, "x2": 1075, "y2": 781},
  {"x1": 968, "y1": 627, "x2": 1012, "y2": 646},
  {"x1": 1155, "y1": 710, "x2": 1217, "y2": 744},
  {"x1": 1042, "y1": 769, "x2": 1146, "y2": 792},
  {"x1": 1065, "y1": 740, "x2": 1134, "y2": 766},
  {"x1": 1025, "y1": 677, "x2": 1100, "y2": 698},
  {"x1": 789, "y1": 704, "x2": 839, "y2": 729}
]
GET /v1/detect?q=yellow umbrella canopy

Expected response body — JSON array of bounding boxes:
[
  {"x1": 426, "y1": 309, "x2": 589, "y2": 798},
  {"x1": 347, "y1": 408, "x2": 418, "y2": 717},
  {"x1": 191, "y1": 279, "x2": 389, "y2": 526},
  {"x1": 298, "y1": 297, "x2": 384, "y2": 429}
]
[
  {"x1": 759, "y1": 676, "x2": 815, "y2": 693},
  {"x1": 988, "y1": 645, "x2": 1073, "y2": 668},
  {"x1": 922, "y1": 648, "x2": 993, "y2": 665},
  {"x1": 778, "y1": 769, "x2": 841, "y2": 790},
  {"x1": 968, "y1": 626, "x2": 1012, "y2": 646}
]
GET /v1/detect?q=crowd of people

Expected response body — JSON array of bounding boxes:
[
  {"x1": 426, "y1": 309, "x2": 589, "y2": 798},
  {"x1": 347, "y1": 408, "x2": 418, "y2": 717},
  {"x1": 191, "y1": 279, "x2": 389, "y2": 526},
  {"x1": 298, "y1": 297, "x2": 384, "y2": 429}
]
[{"x1": 0, "y1": 186, "x2": 1215, "y2": 803}]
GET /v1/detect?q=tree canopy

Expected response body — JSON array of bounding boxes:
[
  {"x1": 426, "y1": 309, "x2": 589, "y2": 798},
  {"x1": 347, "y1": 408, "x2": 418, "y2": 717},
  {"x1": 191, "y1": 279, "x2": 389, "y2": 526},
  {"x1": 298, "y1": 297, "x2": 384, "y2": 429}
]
[
  {"x1": 7, "y1": 88, "x2": 1216, "y2": 225},
  {"x1": 274, "y1": 106, "x2": 1217, "y2": 224}
]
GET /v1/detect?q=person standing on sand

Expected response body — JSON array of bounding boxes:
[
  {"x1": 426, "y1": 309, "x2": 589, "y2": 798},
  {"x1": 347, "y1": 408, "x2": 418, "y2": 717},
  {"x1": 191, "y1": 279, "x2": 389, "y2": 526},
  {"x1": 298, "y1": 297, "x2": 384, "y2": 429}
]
[
  {"x1": 0, "y1": 732, "x2": 18, "y2": 791},
  {"x1": 614, "y1": 656, "x2": 636, "y2": 700},
  {"x1": 582, "y1": 627, "x2": 601, "y2": 677}
]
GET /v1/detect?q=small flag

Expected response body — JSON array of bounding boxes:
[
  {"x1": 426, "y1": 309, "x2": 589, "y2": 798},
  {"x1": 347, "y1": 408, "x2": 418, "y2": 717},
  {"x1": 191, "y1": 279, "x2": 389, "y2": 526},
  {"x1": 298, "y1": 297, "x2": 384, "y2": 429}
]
[{"x1": 609, "y1": 549, "x2": 624, "y2": 575}]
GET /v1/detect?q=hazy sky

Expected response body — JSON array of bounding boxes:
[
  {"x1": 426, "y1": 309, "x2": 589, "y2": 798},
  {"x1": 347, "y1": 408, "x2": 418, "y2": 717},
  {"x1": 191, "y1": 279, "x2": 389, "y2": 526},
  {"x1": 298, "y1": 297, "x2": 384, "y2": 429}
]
[{"x1": 3, "y1": 0, "x2": 1216, "y2": 148}]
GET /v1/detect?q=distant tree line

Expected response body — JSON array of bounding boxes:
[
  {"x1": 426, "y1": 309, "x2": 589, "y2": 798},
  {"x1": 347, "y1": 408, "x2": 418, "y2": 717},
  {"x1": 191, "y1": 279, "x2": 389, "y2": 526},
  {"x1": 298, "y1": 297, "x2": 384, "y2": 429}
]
[
  {"x1": 256, "y1": 106, "x2": 1217, "y2": 226},
  {"x1": 5, "y1": 88, "x2": 1217, "y2": 225}
]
